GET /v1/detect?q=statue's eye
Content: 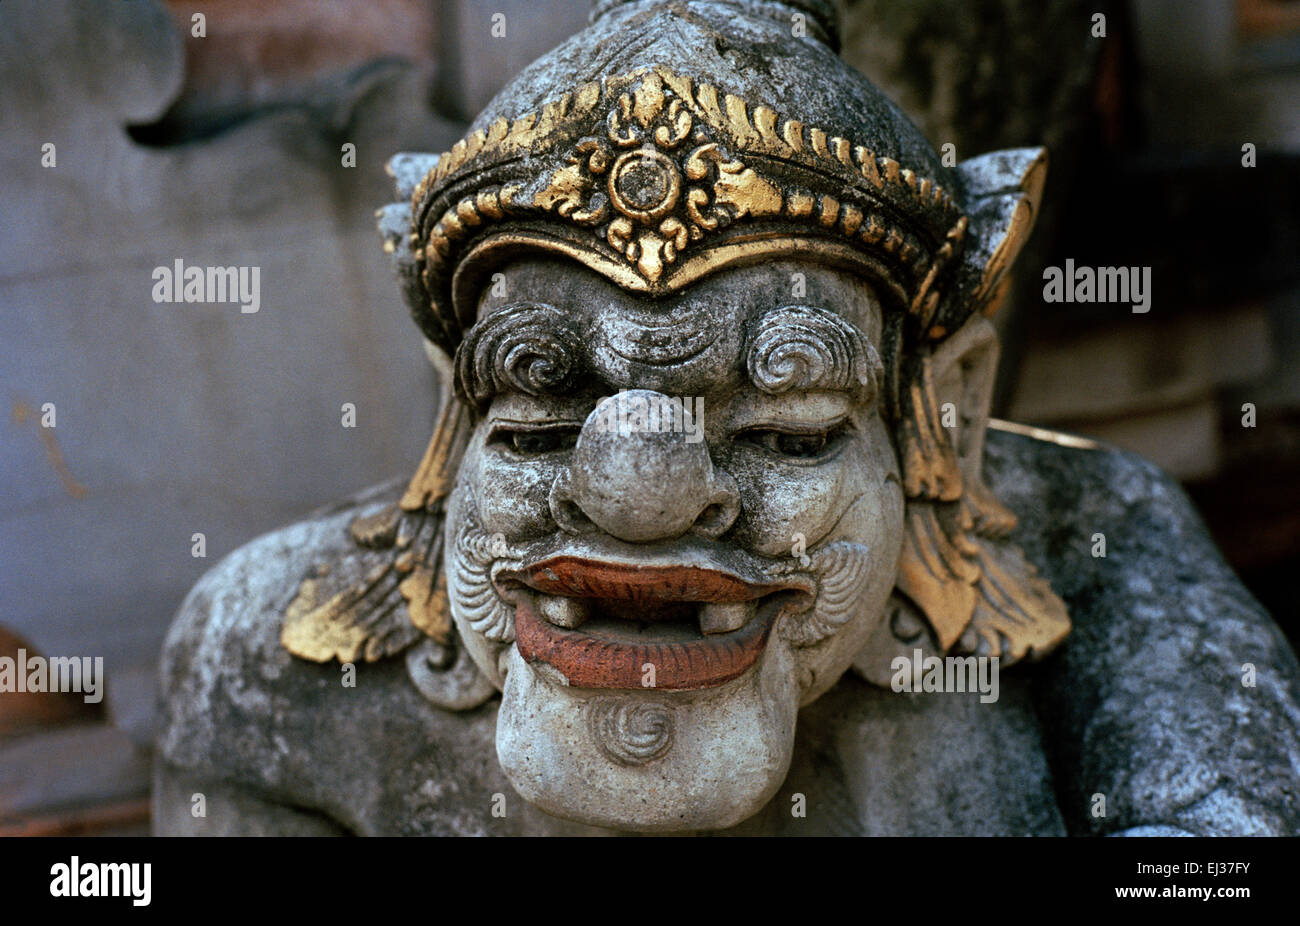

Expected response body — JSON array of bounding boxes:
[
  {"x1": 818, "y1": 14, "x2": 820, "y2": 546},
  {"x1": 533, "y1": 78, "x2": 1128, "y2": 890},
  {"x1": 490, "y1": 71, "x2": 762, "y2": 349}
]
[
  {"x1": 490, "y1": 426, "x2": 580, "y2": 454},
  {"x1": 737, "y1": 422, "x2": 850, "y2": 459}
]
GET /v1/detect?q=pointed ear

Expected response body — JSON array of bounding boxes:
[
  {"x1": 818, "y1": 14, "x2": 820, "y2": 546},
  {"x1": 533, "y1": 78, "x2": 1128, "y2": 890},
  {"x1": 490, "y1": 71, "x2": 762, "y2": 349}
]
[
  {"x1": 952, "y1": 147, "x2": 1048, "y2": 319},
  {"x1": 927, "y1": 314, "x2": 1021, "y2": 539}
]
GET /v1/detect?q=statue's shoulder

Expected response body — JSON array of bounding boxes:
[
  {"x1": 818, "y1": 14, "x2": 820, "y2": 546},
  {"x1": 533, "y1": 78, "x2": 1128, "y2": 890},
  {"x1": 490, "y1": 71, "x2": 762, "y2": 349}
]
[
  {"x1": 156, "y1": 477, "x2": 403, "y2": 753},
  {"x1": 155, "y1": 479, "x2": 500, "y2": 833},
  {"x1": 986, "y1": 424, "x2": 1300, "y2": 835},
  {"x1": 158, "y1": 478, "x2": 406, "y2": 736}
]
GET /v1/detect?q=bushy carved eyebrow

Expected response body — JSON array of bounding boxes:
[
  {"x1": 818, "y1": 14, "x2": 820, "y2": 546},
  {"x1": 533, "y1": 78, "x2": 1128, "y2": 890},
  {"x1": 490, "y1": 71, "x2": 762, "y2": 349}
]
[
  {"x1": 453, "y1": 303, "x2": 585, "y2": 412},
  {"x1": 744, "y1": 305, "x2": 883, "y2": 403}
]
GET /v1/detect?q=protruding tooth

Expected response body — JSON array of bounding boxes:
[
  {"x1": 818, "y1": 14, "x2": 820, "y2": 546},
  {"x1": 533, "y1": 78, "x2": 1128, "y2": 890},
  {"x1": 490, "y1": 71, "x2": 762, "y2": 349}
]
[
  {"x1": 699, "y1": 601, "x2": 751, "y2": 635},
  {"x1": 539, "y1": 595, "x2": 590, "y2": 629}
]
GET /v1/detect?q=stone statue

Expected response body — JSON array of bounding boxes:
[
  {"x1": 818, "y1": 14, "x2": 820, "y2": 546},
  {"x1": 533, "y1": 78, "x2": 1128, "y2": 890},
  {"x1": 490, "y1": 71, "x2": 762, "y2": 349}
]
[{"x1": 155, "y1": 0, "x2": 1300, "y2": 835}]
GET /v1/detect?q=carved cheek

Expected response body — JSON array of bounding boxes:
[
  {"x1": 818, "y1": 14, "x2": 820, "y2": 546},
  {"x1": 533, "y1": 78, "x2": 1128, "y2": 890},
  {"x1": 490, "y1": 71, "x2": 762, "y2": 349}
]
[
  {"x1": 468, "y1": 436, "x2": 562, "y2": 540},
  {"x1": 726, "y1": 453, "x2": 855, "y2": 556},
  {"x1": 728, "y1": 426, "x2": 894, "y2": 557}
]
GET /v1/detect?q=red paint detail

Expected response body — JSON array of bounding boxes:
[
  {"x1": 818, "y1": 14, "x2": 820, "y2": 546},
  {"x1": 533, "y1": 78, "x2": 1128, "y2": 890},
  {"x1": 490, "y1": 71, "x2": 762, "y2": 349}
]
[{"x1": 520, "y1": 557, "x2": 786, "y2": 603}]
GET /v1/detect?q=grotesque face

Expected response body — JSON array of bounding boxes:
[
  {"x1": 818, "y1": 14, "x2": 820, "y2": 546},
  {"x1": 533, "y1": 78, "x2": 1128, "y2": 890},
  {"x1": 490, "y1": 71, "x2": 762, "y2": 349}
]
[{"x1": 444, "y1": 256, "x2": 905, "y2": 830}]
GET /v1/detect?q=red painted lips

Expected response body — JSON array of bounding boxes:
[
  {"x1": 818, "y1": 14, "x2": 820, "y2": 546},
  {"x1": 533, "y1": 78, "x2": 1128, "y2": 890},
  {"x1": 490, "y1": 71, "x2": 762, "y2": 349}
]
[{"x1": 508, "y1": 558, "x2": 809, "y2": 690}]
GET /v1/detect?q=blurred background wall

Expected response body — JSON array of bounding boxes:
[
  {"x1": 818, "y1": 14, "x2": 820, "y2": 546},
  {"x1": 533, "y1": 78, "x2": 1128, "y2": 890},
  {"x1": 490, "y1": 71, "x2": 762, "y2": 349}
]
[{"x1": 1, "y1": 0, "x2": 1297, "y2": 833}]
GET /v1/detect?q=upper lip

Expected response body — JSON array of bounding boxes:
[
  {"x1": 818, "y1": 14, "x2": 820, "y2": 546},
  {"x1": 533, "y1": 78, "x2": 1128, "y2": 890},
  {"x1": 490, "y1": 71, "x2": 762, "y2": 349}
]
[
  {"x1": 502, "y1": 555, "x2": 811, "y2": 604},
  {"x1": 494, "y1": 536, "x2": 815, "y2": 602},
  {"x1": 493, "y1": 542, "x2": 817, "y2": 633}
]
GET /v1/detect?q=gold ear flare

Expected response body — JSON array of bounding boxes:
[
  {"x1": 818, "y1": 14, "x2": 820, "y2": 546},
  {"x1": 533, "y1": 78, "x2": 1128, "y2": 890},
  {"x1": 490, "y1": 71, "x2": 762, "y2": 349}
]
[
  {"x1": 896, "y1": 501, "x2": 981, "y2": 651},
  {"x1": 893, "y1": 345, "x2": 1070, "y2": 660},
  {"x1": 963, "y1": 537, "x2": 1070, "y2": 662},
  {"x1": 400, "y1": 398, "x2": 473, "y2": 512},
  {"x1": 397, "y1": 554, "x2": 454, "y2": 644},
  {"x1": 281, "y1": 556, "x2": 425, "y2": 664},
  {"x1": 979, "y1": 274, "x2": 1016, "y2": 320},
  {"x1": 898, "y1": 352, "x2": 962, "y2": 501},
  {"x1": 281, "y1": 396, "x2": 471, "y2": 664},
  {"x1": 963, "y1": 480, "x2": 1019, "y2": 539}
]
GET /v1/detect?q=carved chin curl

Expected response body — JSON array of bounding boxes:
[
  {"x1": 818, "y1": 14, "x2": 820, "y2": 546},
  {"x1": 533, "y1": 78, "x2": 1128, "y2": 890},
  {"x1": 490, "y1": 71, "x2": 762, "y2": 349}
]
[{"x1": 587, "y1": 698, "x2": 675, "y2": 766}]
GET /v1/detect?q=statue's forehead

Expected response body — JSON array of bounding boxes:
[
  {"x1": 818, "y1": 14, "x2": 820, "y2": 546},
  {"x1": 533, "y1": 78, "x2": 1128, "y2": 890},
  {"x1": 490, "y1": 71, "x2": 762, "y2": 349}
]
[
  {"x1": 473, "y1": 258, "x2": 881, "y2": 396},
  {"x1": 477, "y1": 257, "x2": 881, "y2": 337}
]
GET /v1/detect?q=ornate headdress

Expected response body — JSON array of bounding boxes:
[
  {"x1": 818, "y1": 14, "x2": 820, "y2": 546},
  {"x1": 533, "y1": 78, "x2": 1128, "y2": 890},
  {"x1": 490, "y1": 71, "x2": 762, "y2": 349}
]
[
  {"x1": 283, "y1": 0, "x2": 1068, "y2": 693},
  {"x1": 383, "y1": 0, "x2": 1041, "y2": 362}
]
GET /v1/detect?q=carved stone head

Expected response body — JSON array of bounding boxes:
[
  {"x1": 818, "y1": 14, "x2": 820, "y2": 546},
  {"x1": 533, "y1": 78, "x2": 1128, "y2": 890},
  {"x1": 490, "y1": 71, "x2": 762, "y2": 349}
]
[{"x1": 283, "y1": 0, "x2": 1069, "y2": 832}]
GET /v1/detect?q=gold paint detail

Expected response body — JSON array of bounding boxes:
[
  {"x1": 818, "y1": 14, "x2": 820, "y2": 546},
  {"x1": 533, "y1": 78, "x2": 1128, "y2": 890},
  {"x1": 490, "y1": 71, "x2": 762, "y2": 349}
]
[
  {"x1": 840, "y1": 203, "x2": 863, "y2": 235},
  {"x1": 962, "y1": 536, "x2": 1071, "y2": 662},
  {"x1": 893, "y1": 352, "x2": 1071, "y2": 663},
  {"x1": 899, "y1": 354, "x2": 962, "y2": 502},
  {"x1": 818, "y1": 195, "x2": 840, "y2": 228},
  {"x1": 281, "y1": 398, "x2": 471, "y2": 665},
  {"x1": 281, "y1": 558, "x2": 423, "y2": 664},
  {"x1": 412, "y1": 67, "x2": 969, "y2": 297},
  {"x1": 785, "y1": 190, "x2": 815, "y2": 218},
  {"x1": 349, "y1": 503, "x2": 403, "y2": 547},
  {"x1": 399, "y1": 563, "x2": 453, "y2": 644},
  {"x1": 988, "y1": 418, "x2": 1102, "y2": 450},
  {"x1": 400, "y1": 399, "x2": 472, "y2": 512},
  {"x1": 896, "y1": 503, "x2": 979, "y2": 650},
  {"x1": 910, "y1": 215, "x2": 968, "y2": 326}
]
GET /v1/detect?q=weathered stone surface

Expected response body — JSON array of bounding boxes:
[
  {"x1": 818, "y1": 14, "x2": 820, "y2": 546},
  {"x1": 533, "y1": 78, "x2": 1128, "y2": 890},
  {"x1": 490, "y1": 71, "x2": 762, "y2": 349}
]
[
  {"x1": 988, "y1": 427, "x2": 1300, "y2": 835},
  {"x1": 156, "y1": 429, "x2": 1300, "y2": 834}
]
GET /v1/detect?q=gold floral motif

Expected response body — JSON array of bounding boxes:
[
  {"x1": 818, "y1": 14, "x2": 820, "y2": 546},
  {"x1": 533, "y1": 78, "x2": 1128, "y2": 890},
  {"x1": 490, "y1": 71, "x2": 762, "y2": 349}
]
[{"x1": 530, "y1": 71, "x2": 788, "y2": 282}]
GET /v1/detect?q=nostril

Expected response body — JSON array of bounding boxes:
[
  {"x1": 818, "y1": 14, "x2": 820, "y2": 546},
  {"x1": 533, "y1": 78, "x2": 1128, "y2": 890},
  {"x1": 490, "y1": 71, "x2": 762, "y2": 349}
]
[
  {"x1": 549, "y1": 473, "x2": 597, "y2": 535},
  {"x1": 691, "y1": 492, "x2": 740, "y2": 539},
  {"x1": 556, "y1": 498, "x2": 595, "y2": 533}
]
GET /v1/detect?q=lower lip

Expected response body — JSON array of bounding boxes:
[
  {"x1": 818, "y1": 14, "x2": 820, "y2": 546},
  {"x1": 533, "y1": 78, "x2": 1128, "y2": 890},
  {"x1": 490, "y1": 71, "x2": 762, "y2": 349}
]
[{"x1": 513, "y1": 597, "x2": 779, "y2": 690}]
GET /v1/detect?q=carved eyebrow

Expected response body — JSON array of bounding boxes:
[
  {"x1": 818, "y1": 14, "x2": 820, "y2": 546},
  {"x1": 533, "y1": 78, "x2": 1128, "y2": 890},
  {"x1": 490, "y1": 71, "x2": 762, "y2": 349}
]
[
  {"x1": 744, "y1": 305, "x2": 883, "y2": 403},
  {"x1": 453, "y1": 303, "x2": 585, "y2": 411}
]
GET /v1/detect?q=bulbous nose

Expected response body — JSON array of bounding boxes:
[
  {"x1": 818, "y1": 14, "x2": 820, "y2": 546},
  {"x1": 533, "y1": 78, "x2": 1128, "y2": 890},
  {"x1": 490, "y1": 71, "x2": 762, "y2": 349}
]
[{"x1": 549, "y1": 390, "x2": 739, "y2": 542}]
